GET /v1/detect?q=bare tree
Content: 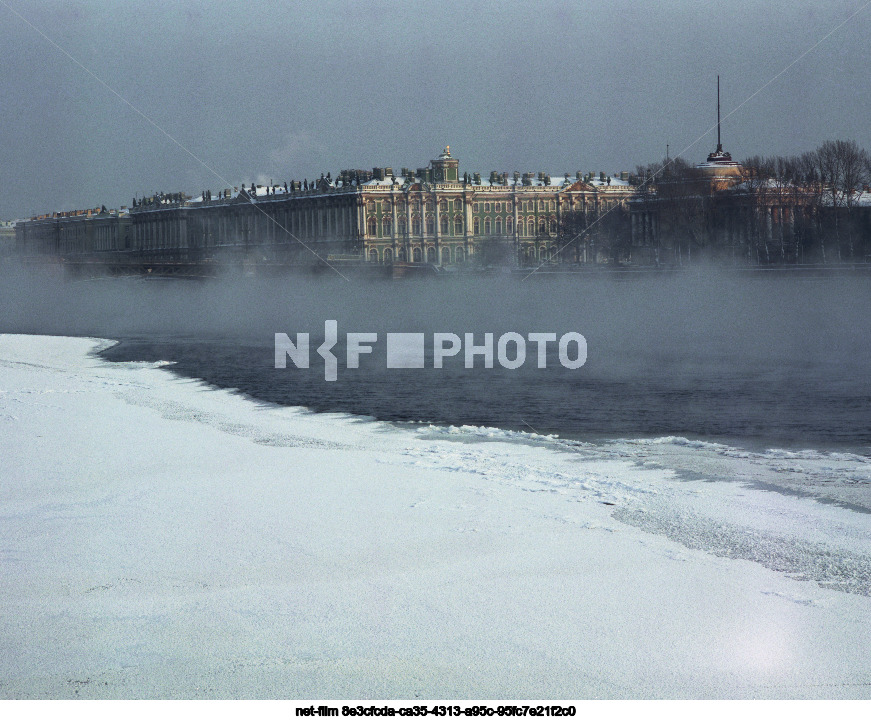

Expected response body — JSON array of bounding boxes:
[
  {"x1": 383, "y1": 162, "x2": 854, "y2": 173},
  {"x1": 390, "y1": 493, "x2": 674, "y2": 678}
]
[
  {"x1": 554, "y1": 208, "x2": 589, "y2": 264},
  {"x1": 811, "y1": 139, "x2": 870, "y2": 260},
  {"x1": 595, "y1": 200, "x2": 631, "y2": 264},
  {"x1": 636, "y1": 157, "x2": 711, "y2": 265}
]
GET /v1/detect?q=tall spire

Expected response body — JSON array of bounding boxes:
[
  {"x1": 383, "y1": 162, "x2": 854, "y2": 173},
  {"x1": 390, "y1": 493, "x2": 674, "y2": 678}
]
[{"x1": 705, "y1": 76, "x2": 734, "y2": 165}]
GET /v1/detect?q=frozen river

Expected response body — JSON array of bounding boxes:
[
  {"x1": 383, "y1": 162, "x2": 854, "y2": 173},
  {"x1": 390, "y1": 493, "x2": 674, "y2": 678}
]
[{"x1": 1, "y1": 334, "x2": 870, "y2": 698}]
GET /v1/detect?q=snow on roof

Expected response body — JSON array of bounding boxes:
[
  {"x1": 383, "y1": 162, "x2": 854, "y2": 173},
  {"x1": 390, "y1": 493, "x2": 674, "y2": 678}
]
[
  {"x1": 362, "y1": 177, "x2": 407, "y2": 187},
  {"x1": 249, "y1": 184, "x2": 291, "y2": 197},
  {"x1": 586, "y1": 176, "x2": 630, "y2": 188},
  {"x1": 470, "y1": 175, "x2": 578, "y2": 189},
  {"x1": 819, "y1": 189, "x2": 871, "y2": 206},
  {"x1": 728, "y1": 178, "x2": 794, "y2": 192},
  {"x1": 853, "y1": 190, "x2": 871, "y2": 206},
  {"x1": 187, "y1": 170, "x2": 633, "y2": 201},
  {"x1": 697, "y1": 161, "x2": 741, "y2": 169}
]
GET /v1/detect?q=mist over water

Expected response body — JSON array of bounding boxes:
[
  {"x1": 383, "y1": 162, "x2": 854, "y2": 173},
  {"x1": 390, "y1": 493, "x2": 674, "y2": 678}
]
[{"x1": 2, "y1": 266, "x2": 871, "y2": 449}]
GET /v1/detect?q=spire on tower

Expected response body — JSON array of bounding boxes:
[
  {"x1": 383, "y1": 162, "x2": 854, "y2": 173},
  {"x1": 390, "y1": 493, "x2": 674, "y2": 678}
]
[{"x1": 705, "y1": 76, "x2": 734, "y2": 165}]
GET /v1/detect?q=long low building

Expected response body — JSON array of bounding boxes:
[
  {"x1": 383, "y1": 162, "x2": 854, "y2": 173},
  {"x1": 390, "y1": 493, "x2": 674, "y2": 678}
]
[
  {"x1": 15, "y1": 147, "x2": 637, "y2": 272},
  {"x1": 14, "y1": 206, "x2": 132, "y2": 263},
  {"x1": 15, "y1": 144, "x2": 871, "y2": 272}
]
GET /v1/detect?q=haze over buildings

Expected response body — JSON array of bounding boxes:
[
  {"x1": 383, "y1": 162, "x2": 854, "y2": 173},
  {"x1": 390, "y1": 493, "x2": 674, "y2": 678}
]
[{"x1": 1, "y1": 1, "x2": 870, "y2": 220}]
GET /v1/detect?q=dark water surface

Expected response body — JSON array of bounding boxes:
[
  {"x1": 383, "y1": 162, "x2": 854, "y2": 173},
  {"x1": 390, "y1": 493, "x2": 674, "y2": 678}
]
[
  {"x1": 4, "y1": 267, "x2": 869, "y2": 452},
  {"x1": 100, "y1": 335, "x2": 871, "y2": 453}
]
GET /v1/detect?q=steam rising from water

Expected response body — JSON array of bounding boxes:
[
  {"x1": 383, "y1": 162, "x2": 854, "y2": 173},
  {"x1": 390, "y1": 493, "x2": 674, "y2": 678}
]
[{"x1": 2, "y1": 267, "x2": 870, "y2": 376}]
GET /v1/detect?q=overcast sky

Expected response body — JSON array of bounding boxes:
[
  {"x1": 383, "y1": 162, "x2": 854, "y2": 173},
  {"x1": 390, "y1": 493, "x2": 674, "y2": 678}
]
[{"x1": 2, "y1": 0, "x2": 870, "y2": 218}]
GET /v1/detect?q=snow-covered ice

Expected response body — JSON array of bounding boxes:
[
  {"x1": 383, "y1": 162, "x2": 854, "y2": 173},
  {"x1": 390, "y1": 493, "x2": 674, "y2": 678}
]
[{"x1": 1, "y1": 334, "x2": 870, "y2": 699}]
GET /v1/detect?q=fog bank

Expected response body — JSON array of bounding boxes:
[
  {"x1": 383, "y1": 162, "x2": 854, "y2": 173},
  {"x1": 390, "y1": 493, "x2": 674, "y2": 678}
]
[{"x1": 2, "y1": 269, "x2": 870, "y2": 376}]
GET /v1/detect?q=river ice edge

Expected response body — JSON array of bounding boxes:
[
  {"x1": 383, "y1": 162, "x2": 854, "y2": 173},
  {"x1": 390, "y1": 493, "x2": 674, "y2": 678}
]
[{"x1": 1, "y1": 334, "x2": 869, "y2": 699}]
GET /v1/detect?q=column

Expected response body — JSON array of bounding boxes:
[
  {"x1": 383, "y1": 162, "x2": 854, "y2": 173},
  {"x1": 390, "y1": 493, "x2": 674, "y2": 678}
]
[{"x1": 433, "y1": 192, "x2": 440, "y2": 255}]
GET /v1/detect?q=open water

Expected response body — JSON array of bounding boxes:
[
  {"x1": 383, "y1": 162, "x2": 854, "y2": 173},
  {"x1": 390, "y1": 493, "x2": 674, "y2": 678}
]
[{"x1": 100, "y1": 331, "x2": 871, "y2": 453}]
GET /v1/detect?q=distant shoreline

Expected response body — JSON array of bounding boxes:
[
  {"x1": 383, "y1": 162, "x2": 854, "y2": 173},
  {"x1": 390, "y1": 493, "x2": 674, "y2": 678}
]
[{"x1": 6, "y1": 257, "x2": 871, "y2": 282}]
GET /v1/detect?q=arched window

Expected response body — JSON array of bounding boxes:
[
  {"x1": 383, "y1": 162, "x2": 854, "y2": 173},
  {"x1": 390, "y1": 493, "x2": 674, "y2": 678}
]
[
  {"x1": 382, "y1": 216, "x2": 391, "y2": 237},
  {"x1": 426, "y1": 246, "x2": 436, "y2": 262},
  {"x1": 549, "y1": 245, "x2": 557, "y2": 260},
  {"x1": 473, "y1": 217, "x2": 480, "y2": 234},
  {"x1": 412, "y1": 215, "x2": 421, "y2": 235},
  {"x1": 398, "y1": 247, "x2": 407, "y2": 261},
  {"x1": 454, "y1": 215, "x2": 463, "y2": 235},
  {"x1": 507, "y1": 216, "x2": 513, "y2": 234},
  {"x1": 369, "y1": 248, "x2": 378, "y2": 262},
  {"x1": 413, "y1": 247, "x2": 422, "y2": 262},
  {"x1": 527, "y1": 219, "x2": 535, "y2": 236},
  {"x1": 455, "y1": 247, "x2": 464, "y2": 263},
  {"x1": 442, "y1": 246, "x2": 451, "y2": 264},
  {"x1": 495, "y1": 218, "x2": 502, "y2": 235},
  {"x1": 399, "y1": 216, "x2": 407, "y2": 235},
  {"x1": 440, "y1": 199, "x2": 448, "y2": 212},
  {"x1": 440, "y1": 215, "x2": 448, "y2": 234},
  {"x1": 367, "y1": 201, "x2": 375, "y2": 213},
  {"x1": 484, "y1": 218, "x2": 491, "y2": 234},
  {"x1": 426, "y1": 216, "x2": 434, "y2": 235},
  {"x1": 539, "y1": 218, "x2": 546, "y2": 235},
  {"x1": 550, "y1": 219, "x2": 557, "y2": 234},
  {"x1": 367, "y1": 217, "x2": 377, "y2": 236},
  {"x1": 383, "y1": 247, "x2": 393, "y2": 263}
]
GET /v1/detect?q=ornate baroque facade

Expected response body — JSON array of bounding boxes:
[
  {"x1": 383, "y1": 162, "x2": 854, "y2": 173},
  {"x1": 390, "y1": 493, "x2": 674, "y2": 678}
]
[{"x1": 15, "y1": 147, "x2": 636, "y2": 270}]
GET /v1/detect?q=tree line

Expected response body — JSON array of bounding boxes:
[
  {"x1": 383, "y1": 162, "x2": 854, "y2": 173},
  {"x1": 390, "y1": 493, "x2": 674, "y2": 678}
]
[{"x1": 549, "y1": 139, "x2": 871, "y2": 266}]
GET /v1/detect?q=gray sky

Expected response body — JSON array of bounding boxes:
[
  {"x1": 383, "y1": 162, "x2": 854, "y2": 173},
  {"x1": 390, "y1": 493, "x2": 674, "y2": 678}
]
[{"x1": 2, "y1": 0, "x2": 870, "y2": 219}]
